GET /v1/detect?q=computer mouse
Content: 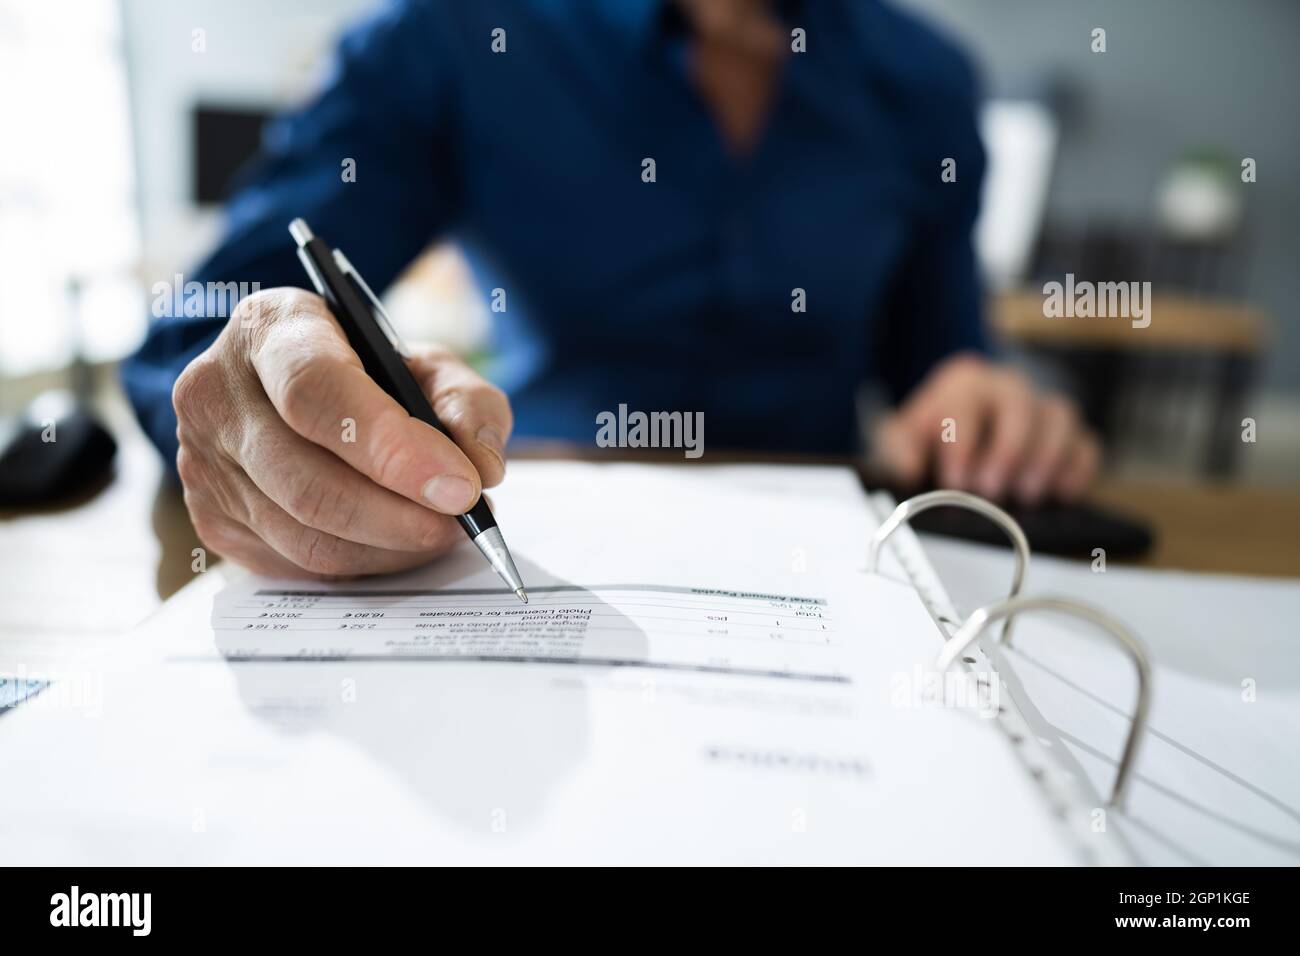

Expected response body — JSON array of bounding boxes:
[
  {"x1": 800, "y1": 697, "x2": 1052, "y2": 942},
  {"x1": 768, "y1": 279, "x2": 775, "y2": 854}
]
[
  {"x1": 866, "y1": 468, "x2": 1154, "y2": 559},
  {"x1": 0, "y1": 393, "x2": 117, "y2": 507},
  {"x1": 903, "y1": 494, "x2": 1154, "y2": 559}
]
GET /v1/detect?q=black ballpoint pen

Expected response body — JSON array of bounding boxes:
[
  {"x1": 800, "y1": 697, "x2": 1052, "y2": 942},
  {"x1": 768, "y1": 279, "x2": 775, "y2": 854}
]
[{"x1": 289, "y1": 218, "x2": 528, "y2": 603}]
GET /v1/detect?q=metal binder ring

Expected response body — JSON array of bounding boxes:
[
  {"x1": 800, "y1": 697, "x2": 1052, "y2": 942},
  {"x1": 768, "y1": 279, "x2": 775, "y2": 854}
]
[
  {"x1": 937, "y1": 595, "x2": 1152, "y2": 809},
  {"x1": 866, "y1": 490, "x2": 1030, "y2": 645}
]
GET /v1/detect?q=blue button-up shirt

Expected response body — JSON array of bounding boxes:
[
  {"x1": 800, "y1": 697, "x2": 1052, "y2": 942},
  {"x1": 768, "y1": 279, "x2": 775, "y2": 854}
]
[{"x1": 123, "y1": 0, "x2": 986, "y2": 464}]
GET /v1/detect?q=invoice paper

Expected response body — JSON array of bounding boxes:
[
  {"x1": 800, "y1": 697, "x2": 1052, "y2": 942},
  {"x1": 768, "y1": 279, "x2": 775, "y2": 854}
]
[{"x1": 0, "y1": 463, "x2": 1075, "y2": 865}]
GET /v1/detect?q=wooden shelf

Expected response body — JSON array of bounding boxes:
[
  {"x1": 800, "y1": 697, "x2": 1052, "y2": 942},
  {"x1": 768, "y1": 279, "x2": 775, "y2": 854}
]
[{"x1": 994, "y1": 289, "x2": 1270, "y2": 353}]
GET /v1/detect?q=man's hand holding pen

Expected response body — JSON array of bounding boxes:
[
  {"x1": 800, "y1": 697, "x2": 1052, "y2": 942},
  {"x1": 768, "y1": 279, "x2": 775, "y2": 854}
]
[{"x1": 173, "y1": 287, "x2": 512, "y2": 578}]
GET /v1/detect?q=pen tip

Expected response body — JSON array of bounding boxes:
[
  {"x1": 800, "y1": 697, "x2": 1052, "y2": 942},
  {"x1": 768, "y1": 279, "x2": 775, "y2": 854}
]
[{"x1": 516, "y1": 588, "x2": 529, "y2": 604}]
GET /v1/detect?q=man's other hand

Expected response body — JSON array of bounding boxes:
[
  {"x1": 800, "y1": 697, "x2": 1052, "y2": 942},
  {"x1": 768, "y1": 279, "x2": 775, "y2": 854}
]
[
  {"x1": 873, "y1": 353, "x2": 1099, "y2": 505},
  {"x1": 172, "y1": 288, "x2": 512, "y2": 577}
]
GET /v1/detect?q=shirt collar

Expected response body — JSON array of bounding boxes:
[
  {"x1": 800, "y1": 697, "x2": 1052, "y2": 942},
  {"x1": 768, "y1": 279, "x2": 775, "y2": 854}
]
[
  {"x1": 600, "y1": 0, "x2": 807, "y2": 52},
  {"x1": 597, "y1": 0, "x2": 668, "y2": 51}
]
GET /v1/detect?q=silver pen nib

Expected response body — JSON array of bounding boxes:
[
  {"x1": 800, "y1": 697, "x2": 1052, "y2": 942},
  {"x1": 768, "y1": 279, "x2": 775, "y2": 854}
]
[{"x1": 471, "y1": 527, "x2": 527, "y2": 600}]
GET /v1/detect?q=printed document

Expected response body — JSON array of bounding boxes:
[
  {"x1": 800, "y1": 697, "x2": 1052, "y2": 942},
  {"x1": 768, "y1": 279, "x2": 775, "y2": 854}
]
[{"x1": 0, "y1": 463, "x2": 1074, "y2": 864}]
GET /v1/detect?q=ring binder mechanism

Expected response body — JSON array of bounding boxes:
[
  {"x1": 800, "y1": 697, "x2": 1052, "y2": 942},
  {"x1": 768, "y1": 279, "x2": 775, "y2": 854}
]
[
  {"x1": 938, "y1": 595, "x2": 1153, "y2": 809},
  {"x1": 867, "y1": 490, "x2": 1030, "y2": 644}
]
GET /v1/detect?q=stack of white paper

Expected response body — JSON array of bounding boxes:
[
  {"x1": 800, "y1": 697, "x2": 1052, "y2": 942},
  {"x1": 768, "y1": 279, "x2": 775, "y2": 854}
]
[{"x1": 0, "y1": 463, "x2": 1076, "y2": 864}]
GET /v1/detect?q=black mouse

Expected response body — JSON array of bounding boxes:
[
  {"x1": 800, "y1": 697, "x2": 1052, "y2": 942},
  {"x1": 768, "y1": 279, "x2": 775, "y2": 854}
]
[
  {"x1": 865, "y1": 465, "x2": 1154, "y2": 559},
  {"x1": 0, "y1": 395, "x2": 117, "y2": 507},
  {"x1": 901, "y1": 495, "x2": 1154, "y2": 559}
]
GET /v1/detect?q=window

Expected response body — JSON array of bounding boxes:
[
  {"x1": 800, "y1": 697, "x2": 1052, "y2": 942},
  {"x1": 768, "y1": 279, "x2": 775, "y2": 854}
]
[{"x1": 0, "y1": 0, "x2": 143, "y2": 375}]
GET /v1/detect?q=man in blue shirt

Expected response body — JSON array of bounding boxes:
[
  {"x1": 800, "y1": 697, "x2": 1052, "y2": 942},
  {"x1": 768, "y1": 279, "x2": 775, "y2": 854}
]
[{"x1": 124, "y1": 0, "x2": 1097, "y2": 578}]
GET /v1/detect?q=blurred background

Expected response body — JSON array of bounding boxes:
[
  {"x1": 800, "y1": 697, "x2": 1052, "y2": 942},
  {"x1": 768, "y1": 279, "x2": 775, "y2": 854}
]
[
  {"x1": 3, "y1": 0, "x2": 1297, "y2": 485},
  {"x1": 1, "y1": 0, "x2": 1296, "y2": 658}
]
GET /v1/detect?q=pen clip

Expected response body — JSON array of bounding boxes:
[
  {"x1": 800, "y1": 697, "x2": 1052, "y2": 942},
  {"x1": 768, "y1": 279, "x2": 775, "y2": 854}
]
[
  {"x1": 332, "y1": 248, "x2": 412, "y2": 359},
  {"x1": 295, "y1": 248, "x2": 328, "y2": 299}
]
